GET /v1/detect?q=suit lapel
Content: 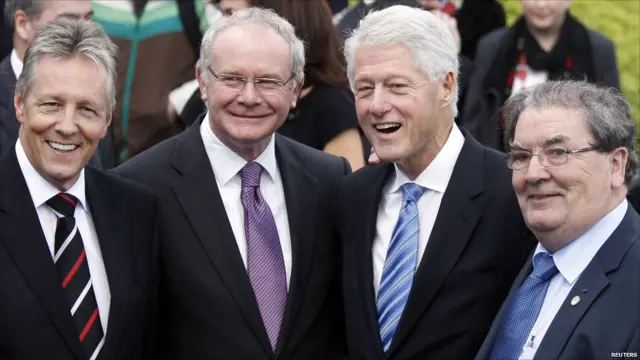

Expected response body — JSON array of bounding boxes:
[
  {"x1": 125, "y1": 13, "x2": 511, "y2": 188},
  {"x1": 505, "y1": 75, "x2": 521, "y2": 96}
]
[
  {"x1": 0, "y1": 55, "x2": 19, "y2": 138},
  {"x1": 388, "y1": 136, "x2": 485, "y2": 356},
  {"x1": 534, "y1": 206, "x2": 640, "y2": 360},
  {"x1": 358, "y1": 163, "x2": 395, "y2": 359},
  {"x1": 273, "y1": 136, "x2": 319, "y2": 357},
  {"x1": 169, "y1": 124, "x2": 273, "y2": 356},
  {"x1": 0, "y1": 152, "x2": 85, "y2": 359},
  {"x1": 83, "y1": 168, "x2": 131, "y2": 360}
]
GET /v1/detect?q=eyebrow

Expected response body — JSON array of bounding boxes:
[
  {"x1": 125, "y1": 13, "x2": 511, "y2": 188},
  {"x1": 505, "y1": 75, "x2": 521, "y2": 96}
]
[{"x1": 509, "y1": 135, "x2": 570, "y2": 150}]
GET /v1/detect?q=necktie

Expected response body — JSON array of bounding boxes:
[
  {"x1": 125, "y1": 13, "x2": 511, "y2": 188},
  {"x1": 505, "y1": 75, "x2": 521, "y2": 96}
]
[
  {"x1": 46, "y1": 193, "x2": 105, "y2": 360},
  {"x1": 490, "y1": 252, "x2": 559, "y2": 360},
  {"x1": 240, "y1": 162, "x2": 287, "y2": 351},
  {"x1": 377, "y1": 183, "x2": 426, "y2": 352}
]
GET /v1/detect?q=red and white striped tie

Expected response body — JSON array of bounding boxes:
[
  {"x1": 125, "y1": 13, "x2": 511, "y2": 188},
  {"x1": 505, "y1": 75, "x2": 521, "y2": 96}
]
[{"x1": 46, "y1": 193, "x2": 105, "y2": 360}]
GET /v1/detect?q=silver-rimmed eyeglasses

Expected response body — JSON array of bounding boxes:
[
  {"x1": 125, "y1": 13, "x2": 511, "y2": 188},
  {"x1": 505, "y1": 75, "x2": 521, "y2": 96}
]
[
  {"x1": 207, "y1": 66, "x2": 294, "y2": 95},
  {"x1": 506, "y1": 146, "x2": 601, "y2": 170}
]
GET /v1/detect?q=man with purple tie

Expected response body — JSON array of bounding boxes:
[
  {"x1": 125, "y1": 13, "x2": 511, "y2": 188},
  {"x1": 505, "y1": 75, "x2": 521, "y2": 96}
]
[
  {"x1": 114, "y1": 7, "x2": 350, "y2": 360},
  {"x1": 0, "y1": 17, "x2": 158, "y2": 360}
]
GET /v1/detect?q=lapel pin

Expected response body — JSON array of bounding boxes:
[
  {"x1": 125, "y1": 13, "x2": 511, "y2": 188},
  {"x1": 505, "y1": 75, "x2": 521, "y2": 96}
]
[
  {"x1": 582, "y1": 288, "x2": 588, "y2": 293},
  {"x1": 570, "y1": 296, "x2": 580, "y2": 306}
]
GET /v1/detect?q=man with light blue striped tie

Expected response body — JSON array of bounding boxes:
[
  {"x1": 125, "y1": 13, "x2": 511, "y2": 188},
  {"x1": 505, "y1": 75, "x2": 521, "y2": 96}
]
[
  {"x1": 377, "y1": 183, "x2": 425, "y2": 352},
  {"x1": 335, "y1": 5, "x2": 534, "y2": 360}
]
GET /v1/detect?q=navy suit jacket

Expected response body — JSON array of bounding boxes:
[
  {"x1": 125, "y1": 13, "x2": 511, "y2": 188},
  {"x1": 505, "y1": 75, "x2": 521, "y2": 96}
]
[{"x1": 475, "y1": 203, "x2": 640, "y2": 360}]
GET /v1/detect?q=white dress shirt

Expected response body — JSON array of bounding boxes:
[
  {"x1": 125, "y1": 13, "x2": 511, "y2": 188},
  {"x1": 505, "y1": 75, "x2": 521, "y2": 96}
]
[
  {"x1": 15, "y1": 140, "x2": 110, "y2": 332},
  {"x1": 519, "y1": 199, "x2": 628, "y2": 360},
  {"x1": 10, "y1": 49, "x2": 23, "y2": 79},
  {"x1": 200, "y1": 113, "x2": 293, "y2": 287},
  {"x1": 372, "y1": 124, "x2": 465, "y2": 295}
]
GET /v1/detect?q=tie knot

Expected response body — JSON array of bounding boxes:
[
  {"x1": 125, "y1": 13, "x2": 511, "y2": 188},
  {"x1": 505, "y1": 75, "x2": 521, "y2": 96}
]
[
  {"x1": 46, "y1": 193, "x2": 78, "y2": 218},
  {"x1": 532, "y1": 252, "x2": 558, "y2": 281},
  {"x1": 241, "y1": 162, "x2": 263, "y2": 188},
  {"x1": 401, "y1": 183, "x2": 426, "y2": 204}
]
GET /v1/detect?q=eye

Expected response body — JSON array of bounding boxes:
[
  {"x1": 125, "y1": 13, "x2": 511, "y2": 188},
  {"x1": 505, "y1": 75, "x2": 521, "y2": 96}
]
[
  {"x1": 510, "y1": 151, "x2": 531, "y2": 162},
  {"x1": 355, "y1": 86, "x2": 373, "y2": 97},
  {"x1": 255, "y1": 78, "x2": 282, "y2": 90},
  {"x1": 219, "y1": 75, "x2": 246, "y2": 86},
  {"x1": 79, "y1": 106, "x2": 96, "y2": 115},
  {"x1": 546, "y1": 148, "x2": 568, "y2": 158}
]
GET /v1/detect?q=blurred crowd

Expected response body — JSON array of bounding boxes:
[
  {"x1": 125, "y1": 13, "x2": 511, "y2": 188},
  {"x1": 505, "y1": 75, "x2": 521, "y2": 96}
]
[{"x1": 0, "y1": 1, "x2": 638, "y2": 359}]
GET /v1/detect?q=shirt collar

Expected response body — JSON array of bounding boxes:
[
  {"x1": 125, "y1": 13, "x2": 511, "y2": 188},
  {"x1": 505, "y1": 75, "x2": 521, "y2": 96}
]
[
  {"x1": 15, "y1": 139, "x2": 88, "y2": 212},
  {"x1": 387, "y1": 124, "x2": 465, "y2": 194},
  {"x1": 10, "y1": 49, "x2": 23, "y2": 80},
  {"x1": 534, "y1": 199, "x2": 628, "y2": 285},
  {"x1": 200, "y1": 111, "x2": 278, "y2": 186}
]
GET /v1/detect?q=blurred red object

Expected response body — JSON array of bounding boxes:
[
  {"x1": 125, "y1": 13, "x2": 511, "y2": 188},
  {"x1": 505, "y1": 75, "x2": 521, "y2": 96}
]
[{"x1": 442, "y1": 2, "x2": 456, "y2": 16}]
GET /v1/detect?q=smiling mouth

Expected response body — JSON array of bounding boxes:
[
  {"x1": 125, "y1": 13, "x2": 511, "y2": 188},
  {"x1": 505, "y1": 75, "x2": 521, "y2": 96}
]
[
  {"x1": 374, "y1": 123, "x2": 401, "y2": 134},
  {"x1": 47, "y1": 141, "x2": 78, "y2": 152},
  {"x1": 529, "y1": 194, "x2": 559, "y2": 200}
]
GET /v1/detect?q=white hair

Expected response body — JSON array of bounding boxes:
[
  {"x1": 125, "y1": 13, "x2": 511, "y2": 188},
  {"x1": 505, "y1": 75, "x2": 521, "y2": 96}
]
[
  {"x1": 196, "y1": 7, "x2": 305, "y2": 88},
  {"x1": 344, "y1": 5, "x2": 460, "y2": 116}
]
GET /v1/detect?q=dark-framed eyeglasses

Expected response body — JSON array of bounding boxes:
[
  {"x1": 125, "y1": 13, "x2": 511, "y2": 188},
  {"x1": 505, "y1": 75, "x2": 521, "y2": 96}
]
[
  {"x1": 207, "y1": 66, "x2": 294, "y2": 95},
  {"x1": 506, "y1": 146, "x2": 601, "y2": 170}
]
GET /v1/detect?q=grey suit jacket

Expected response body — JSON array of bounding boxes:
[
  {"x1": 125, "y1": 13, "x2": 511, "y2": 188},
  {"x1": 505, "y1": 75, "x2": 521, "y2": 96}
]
[{"x1": 460, "y1": 27, "x2": 620, "y2": 150}]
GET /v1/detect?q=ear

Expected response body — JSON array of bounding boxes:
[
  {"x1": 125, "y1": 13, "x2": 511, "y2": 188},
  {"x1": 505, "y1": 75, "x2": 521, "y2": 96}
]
[
  {"x1": 99, "y1": 112, "x2": 113, "y2": 139},
  {"x1": 440, "y1": 70, "x2": 456, "y2": 110},
  {"x1": 196, "y1": 67, "x2": 209, "y2": 102},
  {"x1": 610, "y1": 146, "x2": 628, "y2": 189},
  {"x1": 290, "y1": 82, "x2": 303, "y2": 108},
  {"x1": 14, "y1": 9, "x2": 35, "y2": 43},
  {"x1": 14, "y1": 90, "x2": 26, "y2": 125}
]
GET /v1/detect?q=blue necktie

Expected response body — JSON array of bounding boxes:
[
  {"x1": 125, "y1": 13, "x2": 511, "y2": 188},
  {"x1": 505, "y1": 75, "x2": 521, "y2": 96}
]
[
  {"x1": 377, "y1": 183, "x2": 426, "y2": 352},
  {"x1": 490, "y1": 252, "x2": 559, "y2": 360}
]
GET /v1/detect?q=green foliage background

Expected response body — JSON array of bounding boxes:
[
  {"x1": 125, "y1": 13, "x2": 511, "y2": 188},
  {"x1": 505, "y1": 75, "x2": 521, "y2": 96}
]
[{"x1": 500, "y1": 0, "x2": 640, "y2": 125}]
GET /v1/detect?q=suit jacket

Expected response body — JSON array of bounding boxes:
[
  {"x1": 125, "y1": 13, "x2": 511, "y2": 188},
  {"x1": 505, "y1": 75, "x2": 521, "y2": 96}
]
[
  {"x1": 113, "y1": 116, "x2": 350, "y2": 360},
  {"x1": 335, "y1": 130, "x2": 536, "y2": 360},
  {"x1": 476, "y1": 204, "x2": 640, "y2": 360},
  {"x1": 0, "y1": 54, "x2": 116, "y2": 169},
  {"x1": 0, "y1": 150, "x2": 159, "y2": 360},
  {"x1": 460, "y1": 27, "x2": 620, "y2": 150}
]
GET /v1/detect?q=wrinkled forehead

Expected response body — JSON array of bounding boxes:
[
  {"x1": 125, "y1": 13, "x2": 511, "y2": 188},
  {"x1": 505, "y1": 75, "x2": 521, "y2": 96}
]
[
  {"x1": 211, "y1": 24, "x2": 292, "y2": 76},
  {"x1": 512, "y1": 106, "x2": 592, "y2": 148}
]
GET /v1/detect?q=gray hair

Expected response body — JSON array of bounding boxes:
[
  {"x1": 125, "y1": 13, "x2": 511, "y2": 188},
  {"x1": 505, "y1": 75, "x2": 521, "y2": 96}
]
[
  {"x1": 503, "y1": 80, "x2": 638, "y2": 184},
  {"x1": 4, "y1": 0, "x2": 43, "y2": 29},
  {"x1": 16, "y1": 16, "x2": 118, "y2": 111},
  {"x1": 196, "y1": 7, "x2": 305, "y2": 88},
  {"x1": 344, "y1": 5, "x2": 460, "y2": 116}
]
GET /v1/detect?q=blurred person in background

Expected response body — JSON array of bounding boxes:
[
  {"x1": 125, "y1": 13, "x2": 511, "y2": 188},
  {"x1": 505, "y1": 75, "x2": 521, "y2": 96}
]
[
  {"x1": 1, "y1": 0, "x2": 114, "y2": 169},
  {"x1": 461, "y1": 0, "x2": 620, "y2": 152},
  {"x1": 91, "y1": 0, "x2": 211, "y2": 164},
  {"x1": 217, "y1": 0, "x2": 366, "y2": 170}
]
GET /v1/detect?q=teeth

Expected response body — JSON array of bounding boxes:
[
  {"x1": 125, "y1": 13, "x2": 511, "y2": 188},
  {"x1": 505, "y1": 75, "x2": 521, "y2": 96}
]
[
  {"x1": 48, "y1": 141, "x2": 77, "y2": 152},
  {"x1": 375, "y1": 123, "x2": 401, "y2": 130}
]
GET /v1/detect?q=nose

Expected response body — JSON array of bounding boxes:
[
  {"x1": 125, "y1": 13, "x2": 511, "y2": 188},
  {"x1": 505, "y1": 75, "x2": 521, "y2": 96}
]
[
  {"x1": 236, "y1": 81, "x2": 261, "y2": 106},
  {"x1": 368, "y1": 88, "x2": 391, "y2": 117},
  {"x1": 524, "y1": 153, "x2": 551, "y2": 183},
  {"x1": 54, "y1": 106, "x2": 79, "y2": 136}
]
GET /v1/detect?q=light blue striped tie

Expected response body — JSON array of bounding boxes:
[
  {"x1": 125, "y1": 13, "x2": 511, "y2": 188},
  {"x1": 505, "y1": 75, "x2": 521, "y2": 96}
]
[{"x1": 377, "y1": 182, "x2": 426, "y2": 352}]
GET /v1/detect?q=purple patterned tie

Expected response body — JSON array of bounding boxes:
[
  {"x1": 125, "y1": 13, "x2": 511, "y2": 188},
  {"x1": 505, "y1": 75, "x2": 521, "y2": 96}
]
[{"x1": 240, "y1": 162, "x2": 287, "y2": 351}]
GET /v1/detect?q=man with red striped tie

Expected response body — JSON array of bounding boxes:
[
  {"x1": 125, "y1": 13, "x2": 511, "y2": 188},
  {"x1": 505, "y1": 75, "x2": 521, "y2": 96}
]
[{"x1": 0, "y1": 16, "x2": 158, "y2": 360}]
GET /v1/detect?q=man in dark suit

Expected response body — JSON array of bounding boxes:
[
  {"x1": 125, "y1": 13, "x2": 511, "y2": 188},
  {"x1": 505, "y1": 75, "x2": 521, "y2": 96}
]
[
  {"x1": 0, "y1": 0, "x2": 115, "y2": 168},
  {"x1": 0, "y1": 17, "x2": 158, "y2": 360},
  {"x1": 475, "y1": 81, "x2": 640, "y2": 360},
  {"x1": 114, "y1": 8, "x2": 349, "y2": 360},
  {"x1": 335, "y1": 6, "x2": 534, "y2": 360}
]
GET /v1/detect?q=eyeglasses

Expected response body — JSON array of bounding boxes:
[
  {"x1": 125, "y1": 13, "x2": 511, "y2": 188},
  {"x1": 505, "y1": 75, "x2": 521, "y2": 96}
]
[
  {"x1": 506, "y1": 146, "x2": 601, "y2": 170},
  {"x1": 207, "y1": 67, "x2": 294, "y2": 95}
]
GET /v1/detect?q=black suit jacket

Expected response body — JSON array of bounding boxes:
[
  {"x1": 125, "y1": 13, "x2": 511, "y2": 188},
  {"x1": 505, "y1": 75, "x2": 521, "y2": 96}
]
[
  {"x1": 0, "y1": 151, "x2": 159, "y2": 359},
  {"x1": 476, "y1": 204, "x2": 640, "y2": 360},
  {"x1": 113, "y1": 117, "x2": 350, "y2": 360},
  {"x1": 335, "y1": 130, "x2": 535, "y2": 360},
  {"x1": 0, "y1": 54, "x2": 116, "y2": 169}
]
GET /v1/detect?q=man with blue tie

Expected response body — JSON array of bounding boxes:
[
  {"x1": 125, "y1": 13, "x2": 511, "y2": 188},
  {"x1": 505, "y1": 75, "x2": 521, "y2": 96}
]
[
  {"x1": 334, "y1": 5, "x2": 535, "y2": 360},
  {"x1": 475, "y1": 80, "x2": 640, "y2": 360}
]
